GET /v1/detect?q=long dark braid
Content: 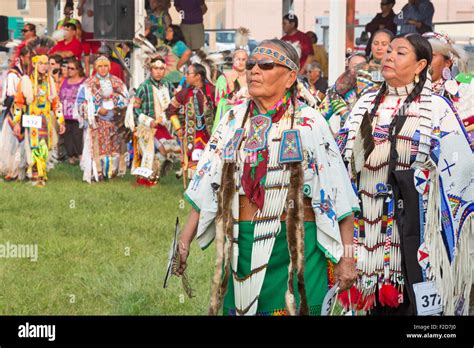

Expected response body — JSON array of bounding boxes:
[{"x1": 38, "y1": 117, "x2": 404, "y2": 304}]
[
  {"x1": 269, "y1": 39, "x2": 309, "y2": 315},
  {"x1": 360, "y1": 83, "x2": 387, "y2": 161},
  {"x1": 360, "y1": 75, "x2": 427, "y2": 160}
]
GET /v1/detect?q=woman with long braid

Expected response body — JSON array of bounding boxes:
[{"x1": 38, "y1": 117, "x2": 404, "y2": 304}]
[
  {"x1": 340, "y1": 34, "x2": 473, "y2": 315},
  {"x1": 175, "y1": 39, "x2": 359, "y2": 316}
]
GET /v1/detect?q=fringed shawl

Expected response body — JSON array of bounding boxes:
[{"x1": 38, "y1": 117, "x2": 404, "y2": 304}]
[{"x1": 340, "y1": 77, "x2": 473, "y2": 315}]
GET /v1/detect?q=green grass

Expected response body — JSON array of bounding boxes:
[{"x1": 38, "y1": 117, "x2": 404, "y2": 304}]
[{"x1": 0, "y1": 163, "x2": 215, "y2": 315}]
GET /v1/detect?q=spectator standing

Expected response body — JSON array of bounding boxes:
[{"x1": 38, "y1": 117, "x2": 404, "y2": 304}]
[
  {"x1": 78, "y1": 0, "x2": 97, "y2": 76},
  {"x1": 163, "y1": 25, "x2": 192, "y2": 84},
  {"x1": 50, "y1": 23, "x2": 84, "y2": 61},
  {"x1": 306, "y1": 31, "x2": 328, "y2": 78},
  {"x1": 78, "y1": 0, "x2": 99, "y2": 52},
  {"x1": 305, "y1": 62, "x2": 328, "y2": 102},
  {"x1": 174, "y1": 0, "x2": 207, "y2": 51},
  {"x1": 281, "y1": 14, "x2": 313, "y2": 74},
  {"x1": 60, "y1": 58, "x2": 86, "y2": 165},
  {"x1": 147, "y1": 0, "x2": 172, "y2": 44},
  {"x1": 364, "y1": 0, "x2": 397, "y2": 57},
  {"x1": 368, "y1": 29, "x2": 393, "y2": 73},
  {"x1": 21, "y1": 23, "x2": 36, "y2": 43},
  {"x1": 77, "y1": 0, "x2": 100, "y2": 77},
  {"x1": 394, "y1": 0, "x2": 434, "y2": 35},
  {"x1": 13, "y1": 23, "x2": 37, "y2": 71},
  {"x1": 56, "y1": 1, "x2": 82, "y2": 40},
  {"x1": 52, "y1": 56, "x2": 69, "y2": 162},
  {"x1": 48, "y1": 54, "x2": 65, "y2": 93},
  {"x1": 144, "y1": 18, "x2": 159, "y2": 48}
]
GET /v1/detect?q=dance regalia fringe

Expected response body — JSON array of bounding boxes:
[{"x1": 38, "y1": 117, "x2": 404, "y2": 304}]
[
  {"x1": 341, "y1": 77, "x2": 473, "y2": 315},
  {"x1": 166, "y1": 84, "x2": 216, "y2": 179},
  {"x1": 128, "y1": 78, "x2": 178, "y2": 184},
  {"x1": 0, "y1": 65, "x2": 27, "y2": 180},
  {"x1": 13, "y1": 74, "x2": 64, "y2": 182},
  {"x1": 433, "y1": 77, "x2": 474, "y2": 148},
  {"x1": 77, "y1": 74, "x2": 129, "y2": 183},
  {"x1": 185, "y1": 100, "x2": 359, "y2": 315}
]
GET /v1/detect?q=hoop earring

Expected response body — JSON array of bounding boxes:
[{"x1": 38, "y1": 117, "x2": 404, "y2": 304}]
[{"x1": 414, "y1": 73, "x2": 420, "y2": 84}]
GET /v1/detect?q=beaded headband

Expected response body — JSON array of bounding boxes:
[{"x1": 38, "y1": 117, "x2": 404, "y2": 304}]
[
  {"x1": 252, "y1": 46, "x2": 299, "y2": 71},
  {"x1": 94, "y1": 55, "x2": 111, "y2": 68},
  {"x1": 150, "y1": 59, "x2": 165, "y2": 69},
  {"x1": 422, "y1": 32, "x2": 453, "y2": 45},
  {"x1": 422, "y1": 32, "x2": 460, "y2": 60}
]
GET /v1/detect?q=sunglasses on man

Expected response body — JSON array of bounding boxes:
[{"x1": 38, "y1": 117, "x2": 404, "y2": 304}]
[
  {"x1": 22, "y1": 29, "x2": 31, "y2": 33},
  {"x1": 245, "y1": 59, "x2": 287, "y2": 71}
]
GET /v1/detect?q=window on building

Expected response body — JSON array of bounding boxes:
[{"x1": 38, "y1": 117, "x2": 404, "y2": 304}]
[{"x1": 17, "y1": 0, "x2": 29, "y2": 11}]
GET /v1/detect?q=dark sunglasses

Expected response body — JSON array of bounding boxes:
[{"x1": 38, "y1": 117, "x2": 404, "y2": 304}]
[
  {"x1": 22, "y1": 29, "x2": 31, "y2": 33},
  {"x1": 245, "y1": 59, "x2": 285, "y2": 71}
]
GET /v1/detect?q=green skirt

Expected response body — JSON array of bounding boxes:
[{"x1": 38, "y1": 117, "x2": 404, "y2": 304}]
[{"x1": 223, "y1": 221, "x2": 328, "y2": 315}]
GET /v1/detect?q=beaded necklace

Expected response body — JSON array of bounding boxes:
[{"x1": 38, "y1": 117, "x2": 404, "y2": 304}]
[
  {"x1": 241, "y1": 91, "x2": 292, "y2": 209},
  {"x1": 193, "y1": 88, "x2": 206, "y2": 131}
]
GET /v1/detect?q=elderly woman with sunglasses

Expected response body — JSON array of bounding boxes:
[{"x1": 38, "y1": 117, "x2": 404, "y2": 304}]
[
  {"x1": 339, "y1": 33, "x2": 473, "y2": 315},
  {"x1": 175, "y1": 39, "x2": 359, "y2": 316}
]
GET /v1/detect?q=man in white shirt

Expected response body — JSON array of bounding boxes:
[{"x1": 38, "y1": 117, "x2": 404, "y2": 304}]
[{"x1": 78, "y1": 0, "x2": 99, "y2": 73}]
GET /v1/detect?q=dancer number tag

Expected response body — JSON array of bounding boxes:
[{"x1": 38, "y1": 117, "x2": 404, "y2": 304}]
[
  {"x1": 132, "y1": 167, "x2": 153, "y2": 178},
  {"x1": 413, "y1": 281, "x2": 443, "y2": 315},
  {"x1": 22, "y1": 115, "x2": 42, "y2": 128},
  {"x1": 102, "y1": 100, "x2": 114, "y2": 110},
  {"x1": 321, "y1": 282, "x2": 339, "y2": 316}
]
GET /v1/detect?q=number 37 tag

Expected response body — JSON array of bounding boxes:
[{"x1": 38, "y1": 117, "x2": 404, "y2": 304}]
[
  {"x1": 321, "y1": 282, "x2": 339, "y2": 316},
  {"x1": 413, "y1": 281, "x2": 443, "y2": 315}
]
